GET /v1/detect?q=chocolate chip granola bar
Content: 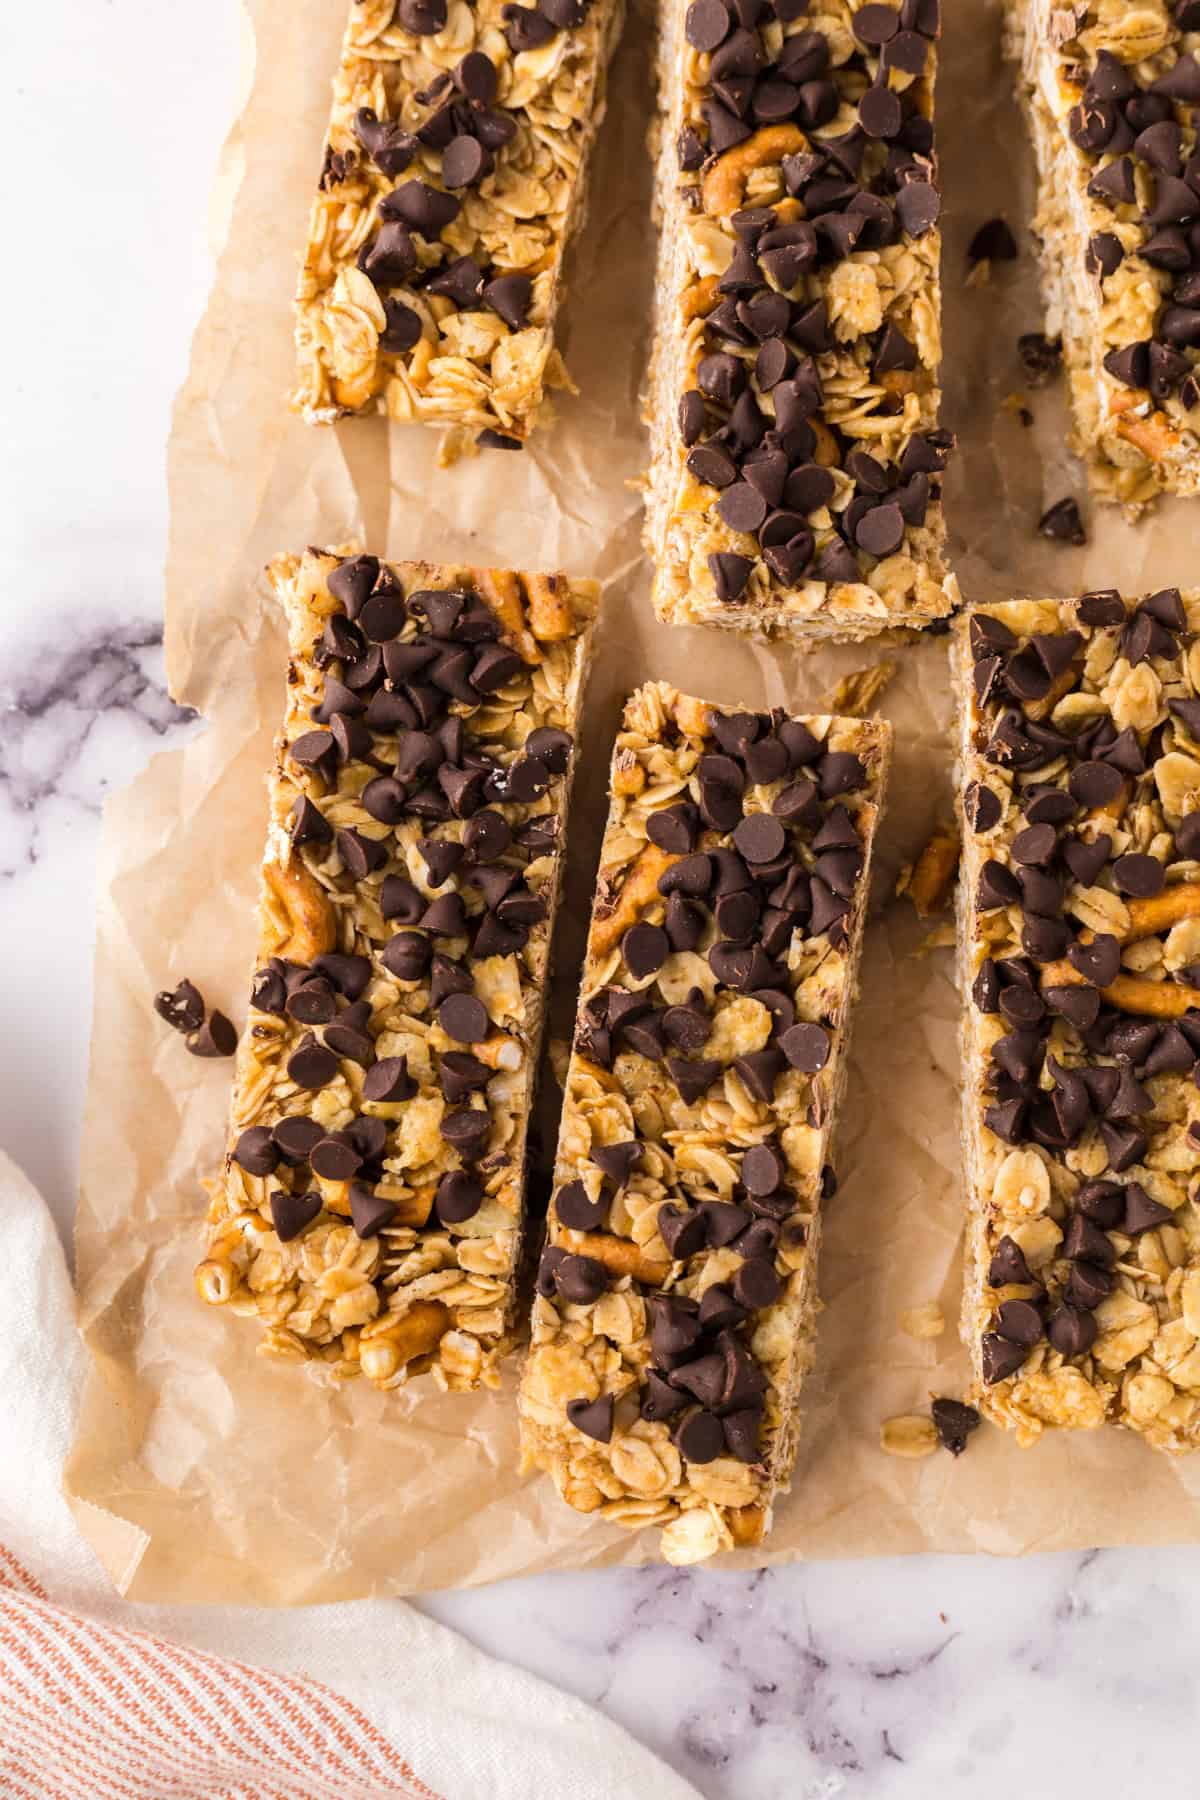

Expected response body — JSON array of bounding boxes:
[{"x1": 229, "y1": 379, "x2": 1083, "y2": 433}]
[
  {"x1": 955, "y1": 591, "x2": 1200, "y2": 1448},
  {"x1": 291, "y1": 0, "x2": 622, "y2": 446},
  {"x1": 519, "y1": 681, "x2": 890, "y2": 1562},
  {"x1": 1005, "y1": 0, "x2": 1200, "y2": 505},
  {"x1": 644, "y1": 0, "x2": 957, "y2": 642},
  {"x1": 195, "y1": 548, "x2": 596, "y2": 1391}
]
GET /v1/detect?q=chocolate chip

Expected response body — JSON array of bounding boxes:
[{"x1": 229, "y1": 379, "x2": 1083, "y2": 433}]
[
  {"x1": 546, "y1": 1187, "x2": 604, "y2": 1248},
  {"x1": 741, "y1": 1142, "x2": 785, "y2": 1196},
  {"x1": 443, "y1": 134, "x2": 491, "y2": 188},
  {"x1": 896, "y1": 178, "x2": 940, "y2": 236},
  {"x1": 482, "y1": 274, "x2": 532, "y2": 330},
  {"x1": 733, "y1": 1257, "x2": 781, "y2": 1310},
  {"x1": 1067, "y1": 1261, "x2": 1112, "y2": 1310},
  {"x1": 1113, "y1": 853, "x2": 1164, "y2": 898},
  {"x1": 708, "y1": 552, "x2": 754, "y2": 602},
  {"x1": 981, "y1": 1332, "x2": 1028, "y2": 1383},
  {"x1": 592, "y1": 1141, "x2": 642, "y2": 1186},
  {"x1": 556, "y1": 1252, "x2": 608, "y2": 1304},
  {"x1": 988, "y1": 1234, "x2": 1031, "y2": 1286},
  {"x1": 503, "y1": 0, "x2": 557, "y2": 46},
  {"x1": 1123, "y1": 1183, "x2": 1173, "y2": 1235},
  {"x1": 440, "y1": 1107, "x2": 491, "y2": 1159},
  {"x1": 434, "y1": 1170, "x2": 484, "y2": 1227},
  {"x1": 272, "y1": 1115, "x2": 324, "y2": 1164},
  {"x1": 233, "y1": 1126, "x2": 279, "y2": 1177},
  {"x1": 995, "y1": 1298, "x2": 1044, "y2": 1346},
  {"x1": 931, "y1": 1398, "x2": 981, "y2": 1456},
  {"x1": 852, "y1": 2, "x2": 899, "y2": 42},
  {"x1": 155, "y1": 978, "x2": 206, "y2": 1034},
  {"x1": 621, "y1": 922, "x2": 668, "y2": 979},
  {"x1": 1068, "y1": 759, "x2": 1124, "y2": 808},
  {"x1": 362, "y1": 1055, "x2": 416, "y2": 1103},
  {"x1": 185, "y1": 1010, "x2": 237, "y2": 1058},
  {"x1": 270, "y1": 1188, "x2": 322, "y2": 1243},
  {"x1": 1044, "y1": 1304, "x2": 1095, "y2": 1357},
  {"x1": 1038, "y1": 497, "x2": 1086, "y2": 544},
  {"x1": 360, "y1": 222, "x2": 418, "y2": 285},
  {"x1": 1064, "y1": 1211, "x2": 1117, "y2": 1267},
  {"x1": 686, "y1": 0, "x2": 731, "y2": 47},
  {"x1": 438, "y1": 992, "x2": 489, "y2": 1043},
  {"x1": 669, "y1": 1057, "x2": 723, "y2": 1104},
  {"x1": 1067, "y1": 932, "x2": 1122, "y2": 988},
  {"x1": 566, "y1": 1395, "x2": 613, "y2": 1442},
  {"x1": 855, "y1": 501, "x2": 905, "y2": 557},
  {"x1": 398, "y1": 0, "x2": 446, "y2": 28},
  {"x1": 672, "y1": 1409, "x2": 726, "y2": 1464},
  {"x1": 657, "y1": 1203, "x2": 708, "y2": 1260},
  {"x1": 730, "y1": 813, "x2": 785, "y2": 866},
  {"x1": 859, "y1": 82, "x2": 902, "y2": 139}
]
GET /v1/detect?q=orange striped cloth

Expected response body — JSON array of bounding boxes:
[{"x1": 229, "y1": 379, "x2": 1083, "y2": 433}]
[
  {"x1": 0, "y1": 1152, "x2": 703, "y2": 1800},
  {"x1": 0, "y1": 1547, "x2": 441, "y2": 1800}
]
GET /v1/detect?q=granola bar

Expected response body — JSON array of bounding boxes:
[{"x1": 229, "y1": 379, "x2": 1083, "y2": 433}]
[
  {"x1": 519, "y1": 681, "x2": 890, "y2": 1562},
  {"x1": 955, "y1": 590, "x2": 1200, "y2": 1449},
  {"x1": 291, "y1": 0, "x2": 623, "y2": 446},
  {"x1": 195, "y1": 548, "x2": 596, "y2": 1391},
  {"x1": 644, "y1": 0, "x2": 957, "y2": 643},
  {"x1": 1005, "y1": 0, "x2": 1200, "y2": 506}
]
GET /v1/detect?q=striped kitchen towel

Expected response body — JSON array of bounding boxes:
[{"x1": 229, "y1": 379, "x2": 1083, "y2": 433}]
[{"x1": 0, "y1": 1151, "x2": 702, "y2": 1800}]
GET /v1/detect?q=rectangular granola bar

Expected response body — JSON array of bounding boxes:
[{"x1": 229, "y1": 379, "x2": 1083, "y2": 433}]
[
  {"x1": 291, "y1": 0, "x2": 623, "y2": 446},
  {"x1": 955, "y1": 590, "x2": 1200, "y2": 1448},
  {"x1": 644, "y1": 0, "x2": 957, "y2": 642},
  {"x1": 1005, "y1": 0, "x2": 1200, "y2": 506},
  {"x1": 519, "y1": 681, "x2": 890, "y2": 1562},
  {"x1": 196, "y1": 548, "x2": 596, "y2": 1392}
]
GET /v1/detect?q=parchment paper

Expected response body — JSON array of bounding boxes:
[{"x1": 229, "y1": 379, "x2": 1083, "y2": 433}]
[{"x1": 66, "y1": 0, "x2": 1200, "y2": 1604}]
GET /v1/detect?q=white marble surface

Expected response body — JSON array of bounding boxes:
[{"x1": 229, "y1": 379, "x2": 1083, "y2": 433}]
[{"x1": 4, "y1": 5, "x2": 1199, "y2": 1797}]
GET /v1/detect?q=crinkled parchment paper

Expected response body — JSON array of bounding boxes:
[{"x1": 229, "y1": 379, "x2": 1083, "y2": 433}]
[{"x1": 66, "y1": 0, "x2": 1200, "y2": 1603}]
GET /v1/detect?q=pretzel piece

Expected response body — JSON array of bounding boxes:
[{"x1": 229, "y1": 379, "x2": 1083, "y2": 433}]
[
  {"x1": 590, "y1": 844, "x2": 680, "y2": 957},
  {"x1": 701, "y1": 125, "x2": 808, "y2": 217}
]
